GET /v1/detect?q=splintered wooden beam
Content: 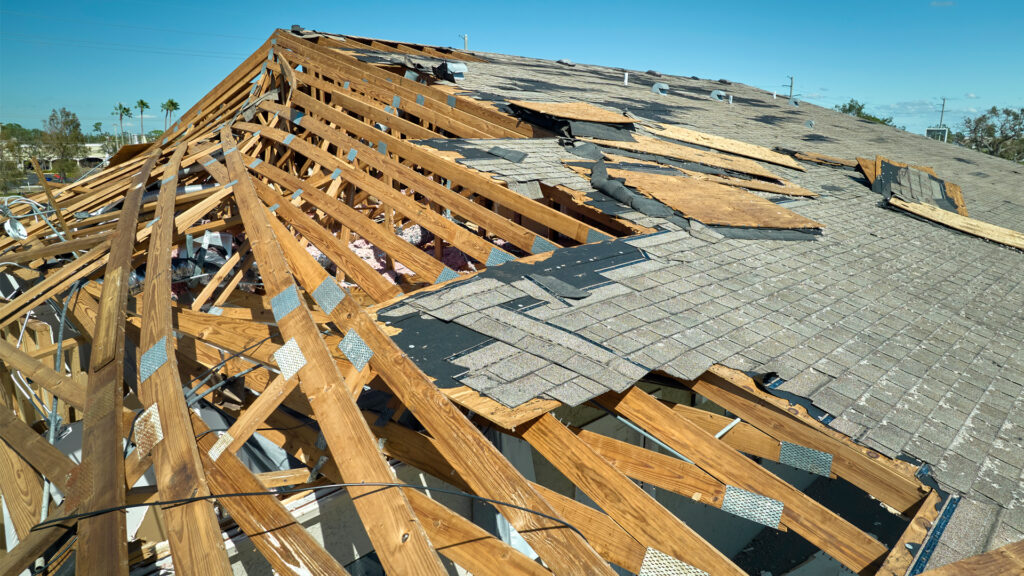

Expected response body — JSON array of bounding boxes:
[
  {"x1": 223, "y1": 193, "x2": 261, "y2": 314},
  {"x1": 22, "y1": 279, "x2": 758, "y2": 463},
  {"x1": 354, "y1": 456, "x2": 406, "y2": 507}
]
[
  {"x1": 889, "y1": 197, "x2": 1024, "y2": 251},
  {"x1": 691, "y1": 366, "x2": 927, "y2": 514},
  {"x1": 220, "y1": 125, "x2": 447, "y2": 576},
  {"x1": 516, "y1": 413, "x2": 744, "y2": 575},
  {"x1": 597, "y1": 386, "x2": 889, "y2": 573},
  {"x1": 77, "y1": 149, "x2": 160, "y2": 576},
  {"x1": 136, "y1": 143, "x2": 232, "y2": 576}
]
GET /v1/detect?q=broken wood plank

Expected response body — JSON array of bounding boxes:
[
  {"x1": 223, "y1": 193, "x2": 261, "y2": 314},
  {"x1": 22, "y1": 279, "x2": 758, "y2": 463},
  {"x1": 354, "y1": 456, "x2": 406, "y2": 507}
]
[
  {"x1": 582, "y1": 133, "x2": 784, "y2": 181},
  {"x1": 889, "y1": 197, "x2": 1024, "y2": 251},
  {"x1": 646, "y1": 123, "x2": 805, "y2": 171},
  {"x1": 794, "y1": 151, "x2": 858, "y2": 167},
  {"x1": 605, "y1": 167, "x2": 822, "y2": 229},
  {"x1": 508, "y1": 100, "x2": 635, "y2": 124}
]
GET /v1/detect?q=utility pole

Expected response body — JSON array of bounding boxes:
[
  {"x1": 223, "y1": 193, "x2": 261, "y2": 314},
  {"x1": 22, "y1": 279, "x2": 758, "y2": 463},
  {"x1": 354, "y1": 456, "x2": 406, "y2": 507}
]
[
  {"x1": 786, "y1": 76, "x2": 794, "y2": 100},
  {"x1": 459, "y1": 34, "x2": 468, "y2": 50},
  {"x1": 939, "y1": 97, "x2": 947, "y2": 127}
]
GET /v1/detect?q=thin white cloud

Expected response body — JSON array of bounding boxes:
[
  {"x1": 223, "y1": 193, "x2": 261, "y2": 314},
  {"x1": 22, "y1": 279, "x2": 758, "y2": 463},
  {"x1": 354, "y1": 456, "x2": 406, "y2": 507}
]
[{"x1": 964, "y1": 92, "x2": 979, "y2": 99}]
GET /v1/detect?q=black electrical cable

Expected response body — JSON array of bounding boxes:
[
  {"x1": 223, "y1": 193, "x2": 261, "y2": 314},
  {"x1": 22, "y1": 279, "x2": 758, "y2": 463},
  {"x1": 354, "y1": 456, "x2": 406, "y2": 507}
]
[{"x1": 31, "y1": 482, "x2": 586, "y2": 541}]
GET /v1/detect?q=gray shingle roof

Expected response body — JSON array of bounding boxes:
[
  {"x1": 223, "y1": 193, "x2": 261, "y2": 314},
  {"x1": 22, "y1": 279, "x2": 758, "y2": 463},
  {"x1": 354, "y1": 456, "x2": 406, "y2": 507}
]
[{"x1": 378, "y1": 48, "x2": 1024, "y2": 564}]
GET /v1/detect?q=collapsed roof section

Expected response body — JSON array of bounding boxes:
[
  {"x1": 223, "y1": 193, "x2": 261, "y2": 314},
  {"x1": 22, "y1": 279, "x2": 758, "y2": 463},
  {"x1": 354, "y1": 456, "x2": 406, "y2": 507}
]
[{"x1": 0, "y1": 26, "x2": 1022, "y2": 576}]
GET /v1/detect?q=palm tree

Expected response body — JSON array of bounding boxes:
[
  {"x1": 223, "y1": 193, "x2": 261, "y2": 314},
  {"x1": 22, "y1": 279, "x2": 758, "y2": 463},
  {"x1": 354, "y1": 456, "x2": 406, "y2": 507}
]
[
  {"x1": 136, "y1": 99, "x2": 150, "y2": 139},
  {"x1": 161, "y1": 99, "x2": 180, "y2": 130},
  {"x1": 112, "y1": 103, "x2": 133, "y2": 146}
]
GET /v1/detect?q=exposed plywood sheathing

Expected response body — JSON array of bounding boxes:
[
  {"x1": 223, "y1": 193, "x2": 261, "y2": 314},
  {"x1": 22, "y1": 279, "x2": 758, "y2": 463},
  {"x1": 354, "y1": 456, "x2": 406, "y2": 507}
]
[
  {"x1": 507, "y1": 100, "x2": 636, "y2": 124},
  {"x1": 604, "y1": 167, "x2": 823, "y2": 229},
  {"x1": 645, "y1": 123, "x2": 806, "y2": 171},
  {"x1": 581, "y1": 133, "x2": 785, "y2": 181}
]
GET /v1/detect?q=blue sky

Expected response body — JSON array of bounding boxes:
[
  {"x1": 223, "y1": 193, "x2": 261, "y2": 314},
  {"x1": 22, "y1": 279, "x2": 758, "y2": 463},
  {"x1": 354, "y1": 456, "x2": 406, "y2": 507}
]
[{"x1": 1, "y1": 0, "x2": 1021, "y2": 135}]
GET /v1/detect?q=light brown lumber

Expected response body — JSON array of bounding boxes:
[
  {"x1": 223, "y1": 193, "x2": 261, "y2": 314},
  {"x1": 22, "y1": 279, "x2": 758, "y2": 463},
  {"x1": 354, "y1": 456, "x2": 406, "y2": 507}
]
[
  {"x1": 233, "y1": 121, "x2": 502, "y2": 264},
  {"x1": 274, "y1": 31, "x2": 532, "y2": 137},
  {"x1": 245, "y1": 153, "x2": 447, "y2": 281},
  {"x1": 30, "y1": 157, "x2": 75, "y2": 239},
  {"x1": 517, "y1": 414, "x2": 743, "y2": 575},
  {"x1": 857, "y1": 157, "x2": 878, "y2": 185},
  {"x1": 403, "y1": 489, "x2": 552, "y2": 576},
  {"x1": 192, "y1": 414, "x2": 350, "y2": 576},
  {"x1": 794, "y1": 151, "x2": 858, "y2": 167},
  {"x1": 253, "y1": 104, "x2": 551, "y2": 256},
  {"x1": 285, "y1": 90, "x2": 610, "y2": 245},
  {"x1": 889, "y1": 198, "x2": 1024, "y2": 251},
  {"x1": 220, "y1": 125, "x2": 447, "y2": 576},
  {"x1": 252, "y1": 177, "x2": 403, "y2": 301},
  {"x1": 508, "y1": 100, "x2": 635, "y2": 124},
  {"x1": 77, "y1": 149, "x2": 160, "y2": 576},
  {"x1": 605, "y1": 167, "x2": 822, "y2": 229},
  {"x1": 136, "y1": 143, "x2": 232, "y2": 576},
  {"x1": 691, "y1": 366, "x2": 928, "y2": 513},
  {"x1": 645, "y1": 123, "x2": 805, "y2": 171},
  {"x1": 284, "y1": 61, "x2": 494, "y2": 140},
  {"x1": 876, "y1": 490, "x2": 942, "y2": 576},
  {"x1": 0, "y1": 338, "x2": 87, "y2": 409},
  {"x1": 0, "y1": 233, "x2": 108, "y2": 265},
  {"x1": 254, "y1": 468, "x2": 311, "y2": 488},
  {"x1": 597, "y1": 386, "x2": 889, "y2": 573},
  {"x1": 915, "y1": 538, "x2": 1024, "y2": 575},
  {"x1": 572, "y1": 427, "x2": 727, "y2": 508},
  {"x1": 262, "y1": 205, "x2": 614, "y2": 574},
  {"x1": 581, "y1": 133, "x2": 784, "y2": 181},
  {"x1": 664, "y1": 401, "x2": 783, "y2": 462}
]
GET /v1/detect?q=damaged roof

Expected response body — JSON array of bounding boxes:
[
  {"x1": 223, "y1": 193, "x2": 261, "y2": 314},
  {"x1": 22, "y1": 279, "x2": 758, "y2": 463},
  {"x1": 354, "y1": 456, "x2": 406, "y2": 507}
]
[{"x1": 1, "y1": 26, "x2": 1023, "y2": 576}]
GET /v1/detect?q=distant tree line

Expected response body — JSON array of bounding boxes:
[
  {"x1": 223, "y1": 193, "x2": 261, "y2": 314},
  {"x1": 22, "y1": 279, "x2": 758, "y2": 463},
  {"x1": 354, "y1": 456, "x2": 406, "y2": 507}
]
[
  {"x1": 0, "y1": 98, "x2": 182, "y2": 192},
  {"x1": 835, "y1": 99, "x2": 1022, "y2": 164},
  {"x1": 949, "y1": 107, "x2": 1023, "y2": 163},
  {"x1": 834, "y1": 99, "x2": 906, "y2": 130}
]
